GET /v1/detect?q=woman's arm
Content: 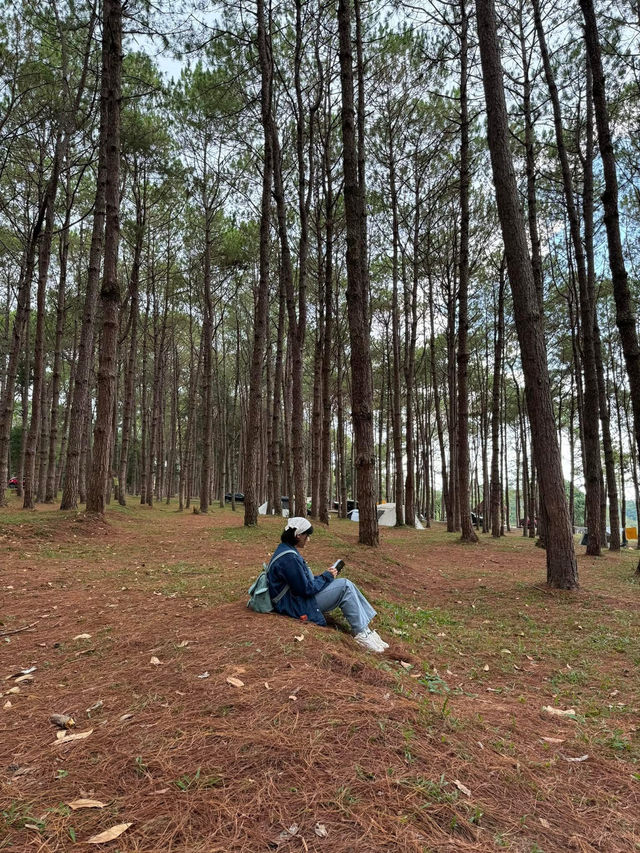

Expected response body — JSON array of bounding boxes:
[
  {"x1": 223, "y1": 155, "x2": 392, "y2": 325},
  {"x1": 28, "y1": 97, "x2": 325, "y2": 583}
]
[{"x1": 279, "y1": 553, "x2": 333, "y2": 597}]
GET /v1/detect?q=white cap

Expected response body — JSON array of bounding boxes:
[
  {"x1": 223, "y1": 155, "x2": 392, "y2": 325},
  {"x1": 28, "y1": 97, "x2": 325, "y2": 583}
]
[{"x1": 284, "y1": 517, "x2": 312, "y2": 535}]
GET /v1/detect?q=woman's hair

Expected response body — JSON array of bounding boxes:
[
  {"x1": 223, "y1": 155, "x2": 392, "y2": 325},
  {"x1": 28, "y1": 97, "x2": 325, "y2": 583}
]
[{"x1": 281, "y1": 524, "x2": 314, "y2": 545}]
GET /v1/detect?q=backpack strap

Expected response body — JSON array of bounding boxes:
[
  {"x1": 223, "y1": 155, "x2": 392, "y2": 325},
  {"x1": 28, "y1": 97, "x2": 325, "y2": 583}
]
[{"x1": 267, "y1": 548, "x2": 297, "y2": 604}]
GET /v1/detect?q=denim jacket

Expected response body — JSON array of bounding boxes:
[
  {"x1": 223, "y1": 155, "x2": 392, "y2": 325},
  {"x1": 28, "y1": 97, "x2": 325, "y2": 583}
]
[{"x1": 267, "y1": 543, "x2": 334, "y2": 625}]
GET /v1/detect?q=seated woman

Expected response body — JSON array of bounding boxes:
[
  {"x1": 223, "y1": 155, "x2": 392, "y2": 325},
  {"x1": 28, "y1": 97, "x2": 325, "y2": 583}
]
[{"x1": 267, "y1": 516, "x2": 388, "y2": 653}]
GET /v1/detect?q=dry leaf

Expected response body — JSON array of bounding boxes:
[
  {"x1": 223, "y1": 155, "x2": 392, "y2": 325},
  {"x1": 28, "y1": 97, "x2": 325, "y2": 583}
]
[
  {"x1": 500, "y1": 648, "x2": 512, "y2": 655},
  {"x1": 561, "y1": 754, "x2": 589, "y2": 762},
  {"x1": 294, "y1": 634, "x2": 305, "y2": 642},
  {"x1": 6, "y1": 686, "x2": 20, "y2": 694},
  {"x1": 73, "y1": 633, "x2": 92, "y2": 640},
  {"x1": 52, "y1": 729, "x2": 93, "y2": 746},
  {"x1": 314, "y1": 823, "x2": 328, "y2": 838},
  {"x1": 86, "y1": 823, "x2": 132, "y2": 844},
  {"x1": 226, "y1": 676, "x2": 244, "y2": 688},
  {"x1": 264, "y1": 682, "x2": 271, "y2": 689},
  {"x1": 15, "y1": 674, "x2": 34, "y2": 684},
  {"x1": 453, "y1": 779, "x2": 471, "y2": 797},
  {"x1": 539, "y1": 818, "x2": 550, "y2": 828},
  {"x1": 3, "y1": 700, "x2": 11, "y2": 709},
  {"x1": 197, "y1": 671, "x2": 209, "y2": 679},
  {"x1": 67, "y1": 799, "x2": 106, "y2": 810},
  {"x1": 149, "y1": 656, "x2": 161, "y2": 666},
  {"x1": 277, "y1": 824, "x2": 299, "y2": 841},
  {"x1": 399, "y1": 660, "x2": 413, "y2": 670},
  {"x1": 177, "y1": 640, "x2": 189, "y2": 647},
  {"x1": 483, "y1": 664, "x2": 490, "y2": 671},
  {"x1": 6, "y1": 666, "x2": 36, "y2": 680},
  {"x1": 119, "y1": 713, "x2": 134, "y2": 721},
  {"x1": 542, "y1": 706, "x2": 576, "y2": 718},
  {"x1": 288, "y1": 694, "x2": 298, "y2": 701},
  {"x1": 50, "y1": 713, "x2": 75, "y2": 729},
  {"x1": 541, "y1": 736, "x2": 565, "y2": 744}
]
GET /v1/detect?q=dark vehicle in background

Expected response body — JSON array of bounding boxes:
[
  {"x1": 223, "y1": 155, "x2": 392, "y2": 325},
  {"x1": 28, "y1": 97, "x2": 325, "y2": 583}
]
[
  {"x1": 471, "y1": 512, "x2": 483, "y2": 526},
  {"x1": 8, "y1": 477, "x2": 19, "y2": 489},
  {"x1": 333, "y1": 499, "x2": 357, "y2": 513},
  {"x1": 224, "y1": 492, "x2": 245, "y2": 503}
]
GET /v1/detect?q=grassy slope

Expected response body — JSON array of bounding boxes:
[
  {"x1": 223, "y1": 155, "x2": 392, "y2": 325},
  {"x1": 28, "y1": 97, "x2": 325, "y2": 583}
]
[{"x1": 0, "y1": 494, "x2": 638, "y2": 852}]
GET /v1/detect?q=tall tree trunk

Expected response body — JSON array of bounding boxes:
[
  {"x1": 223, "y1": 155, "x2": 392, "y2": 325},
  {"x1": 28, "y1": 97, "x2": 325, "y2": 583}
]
[
  {"x1": 456, "y1": 0, "x2": 477, "y2": 543},
  {"x1": 389, "y1": 130, "x2": 404, "y2": 526},
  {"x1": 403, "y1": 167, "x2": 420, "y2": 528},
  {"x1": 86, "y1": 0, "x2": 123, "y2": 514},
  {"x1": 24, "y1": 133, "x2": 66, "y2": 510},
  {"x1": 337, "y1": 0, "x2": 378, "y2": 545},
  {"x1": 429, "y1": 262, "x2": 450, "y2": 525},
  {"x1": 319, "y1": 115, "x2": 334, "y2": 526},
  {"x1": 581, "y1": 62, "x2": 620, "y2": 550},
  {"x1": 491, "y1": 259, "x2": 505, "y2": 537},
  {"x1": 60, "y1": 156, "x2": 106, "y2": 508},
  {"x1": 580, "y1": 0, "x2": 640, "y2": 569},
  {"x1": 0, "y1": 206, "x2": 44, "y2": 506},
  {"x1": 117, "y1": 166, "x2": 143, "y2": 505},
  {"x1": 244, "y1": 0, "x2": 273, "y2": 527},
  {"x1": 45, "y1": 175, "x2": 72, "y2": 502},
  {"x1": 476, "y1": 0, "x2": 578, "y2": 587},
  {"x1": 533, "y1": 0, "x2": 601, "y2": 555}
]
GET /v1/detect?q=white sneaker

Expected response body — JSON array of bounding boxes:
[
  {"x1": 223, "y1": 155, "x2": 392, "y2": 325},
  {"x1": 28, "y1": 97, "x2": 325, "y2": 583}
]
[
  {"x1": 370, "y1": 630, "x2": 389, "y2": 649},
  {"x1": 354, "y1": 628, "x2": 385, "y2": 653}
]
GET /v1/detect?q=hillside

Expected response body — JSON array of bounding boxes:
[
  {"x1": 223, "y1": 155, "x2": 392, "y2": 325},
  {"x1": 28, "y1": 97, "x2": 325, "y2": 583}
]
[{"x1": 1, "y1": 498, "x2": 638, "y2": 852}]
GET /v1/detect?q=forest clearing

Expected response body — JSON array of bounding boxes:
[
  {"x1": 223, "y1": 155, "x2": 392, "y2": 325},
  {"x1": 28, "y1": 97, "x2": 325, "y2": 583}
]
[{"x1": 1, "y1": 498, "x2": 638, "y2": 852}]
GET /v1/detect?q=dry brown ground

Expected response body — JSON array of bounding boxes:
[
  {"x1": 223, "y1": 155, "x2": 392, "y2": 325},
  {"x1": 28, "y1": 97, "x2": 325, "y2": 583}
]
[{"x1": 0, "y1": 495, "x2": 638, "y2": 852}]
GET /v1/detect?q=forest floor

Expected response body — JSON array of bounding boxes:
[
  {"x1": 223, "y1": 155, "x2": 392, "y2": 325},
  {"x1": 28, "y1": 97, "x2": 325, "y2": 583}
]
[{"x1": 0, "y1": 494, "x2": 638, "y2": 853}]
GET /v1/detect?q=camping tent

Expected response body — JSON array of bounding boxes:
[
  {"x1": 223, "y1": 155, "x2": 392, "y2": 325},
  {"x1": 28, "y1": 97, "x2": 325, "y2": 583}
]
[{"x1": 377, "y1": 503, "x2": 397, "y2": 526}]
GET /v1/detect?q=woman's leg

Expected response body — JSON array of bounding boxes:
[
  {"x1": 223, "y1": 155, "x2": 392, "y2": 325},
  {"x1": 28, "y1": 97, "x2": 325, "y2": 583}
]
[{"x1": 314, "y1": 578, "x2": 376, "y2": 634}]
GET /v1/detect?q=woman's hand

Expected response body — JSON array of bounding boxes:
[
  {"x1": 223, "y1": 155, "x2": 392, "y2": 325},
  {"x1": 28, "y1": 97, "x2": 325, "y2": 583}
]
[{"x1": 328, "y1": 566, "x2": 339, "y2": 578}]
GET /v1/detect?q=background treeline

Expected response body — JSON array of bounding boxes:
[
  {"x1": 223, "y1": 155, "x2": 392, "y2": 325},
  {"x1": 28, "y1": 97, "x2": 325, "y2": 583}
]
[{"x1": 1, "y1": 0, "x2": 639, "y2": 551}]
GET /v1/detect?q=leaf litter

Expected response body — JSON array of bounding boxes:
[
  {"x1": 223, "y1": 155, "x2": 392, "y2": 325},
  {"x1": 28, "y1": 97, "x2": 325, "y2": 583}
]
[{"x1": 1, "y1": 504, "x2": 638, "y2": 852}]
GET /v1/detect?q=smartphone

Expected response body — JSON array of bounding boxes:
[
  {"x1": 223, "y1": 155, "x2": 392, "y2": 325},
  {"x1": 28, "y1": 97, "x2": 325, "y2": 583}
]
[{"x1": 332, "y1": 559, "x2": 345, "y2": 573}]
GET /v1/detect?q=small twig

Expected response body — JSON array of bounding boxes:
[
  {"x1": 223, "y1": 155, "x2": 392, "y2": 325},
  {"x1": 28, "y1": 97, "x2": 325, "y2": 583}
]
[{"x1": 0, "y1": 620, "x2": 39, "y2": 637}]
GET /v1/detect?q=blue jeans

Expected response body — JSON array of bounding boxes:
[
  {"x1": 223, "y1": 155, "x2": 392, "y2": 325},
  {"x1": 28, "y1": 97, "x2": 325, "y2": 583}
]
[{"x1": 314, "y1": 578, "x2": 376, "y2": 634}]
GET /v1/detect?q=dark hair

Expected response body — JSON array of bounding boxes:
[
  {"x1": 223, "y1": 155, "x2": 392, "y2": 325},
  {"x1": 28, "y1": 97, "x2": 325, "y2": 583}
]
[{"x1": 281, "y1": 524, "x2": 314, "y2": 545}]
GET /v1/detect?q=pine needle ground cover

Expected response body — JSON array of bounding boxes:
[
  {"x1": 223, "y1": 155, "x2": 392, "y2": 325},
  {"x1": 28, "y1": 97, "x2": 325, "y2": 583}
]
[{"x1": 0, "y1": 497, "x2": 638, "y2": 852}]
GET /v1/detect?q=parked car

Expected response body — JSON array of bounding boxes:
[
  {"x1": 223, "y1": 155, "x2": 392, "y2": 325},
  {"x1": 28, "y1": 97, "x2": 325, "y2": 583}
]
[
  {"x1": 333, "y1": 499, "x2": 357, "y2": 513},
  {"x1": 8, "y1": 477, "x2": 19, "y2": 489},
  {"x1": 471, "y1": 512, "x2": 483, "y2": 526},
  {"x1": 224, "y1": 492, "x2": 245, "y2": 503}
]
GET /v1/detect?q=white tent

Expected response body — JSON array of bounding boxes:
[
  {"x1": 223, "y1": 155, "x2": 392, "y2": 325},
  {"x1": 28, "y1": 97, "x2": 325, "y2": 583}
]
[
  {"x1": 258, "y1": 501, "x2": 268, "y2": 515},
  {"x1": 378, "y1": 503, "x2": 425, "y2": 528},
  {"x1": 377, "y1": 503, "x2": 397, "y2": 526}
]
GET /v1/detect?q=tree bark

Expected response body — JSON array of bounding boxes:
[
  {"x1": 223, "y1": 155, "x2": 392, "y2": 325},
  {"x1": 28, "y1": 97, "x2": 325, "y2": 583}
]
[
  {"x1": 580, "y1": 0, "x2": 640, "y2": 568},
  {"x1": 456, "y1": 0, "x2": 478, "y2": 543},
  {"x1": 86, "y1": 0, "x2": 123, "y2": 514},
  {"x1": 490, "y1": 259, "x2": 505, "y2": 537},
  {"x1": 337, "y1": 0, "x2": 378, "y2": 545},
  {"x1": 533, "y1": 0, "x2": 600, "y2": 555},
  {"x1": 244, "y1": 0, "x2": 273, "y2": 527},
  {"x1": 475, "y1": 0, "x2": 578, "y2": 587}
]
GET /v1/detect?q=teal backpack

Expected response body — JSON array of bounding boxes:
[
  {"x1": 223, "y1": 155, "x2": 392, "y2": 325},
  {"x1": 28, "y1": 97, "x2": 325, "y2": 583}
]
[{"x1": 247, "y1": 549, "x2": 296, "y2": 613}]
